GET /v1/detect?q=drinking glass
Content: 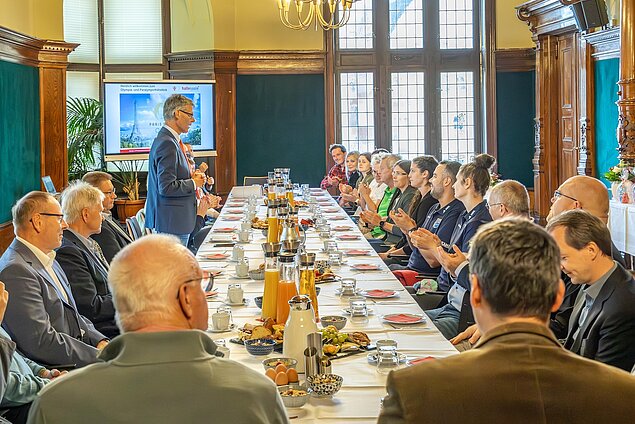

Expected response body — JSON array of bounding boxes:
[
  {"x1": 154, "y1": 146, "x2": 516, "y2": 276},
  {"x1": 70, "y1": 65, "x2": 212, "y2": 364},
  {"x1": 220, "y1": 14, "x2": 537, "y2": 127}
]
[
  {"x1": 349, "y1": 296, "x2": 367, "y2": 316},
  {"x1": 340, "y1": 278, "x2": 357, "y2": 296}
]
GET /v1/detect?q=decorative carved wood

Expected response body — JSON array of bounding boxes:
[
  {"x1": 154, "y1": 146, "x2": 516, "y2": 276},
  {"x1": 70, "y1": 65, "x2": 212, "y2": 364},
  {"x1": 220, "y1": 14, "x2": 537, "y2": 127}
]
[
  {"x1": 0, "y1": 27, "x2": 76, "y2": 254},
  {"x1": 495, "y1": 49, "x2": 536, "y2": 72},
  {"x1": 584, "y1": 27, "x2": 620, "y2": 61},
  {"x1": 617, "y1": 0, "x2": 635, "y2": 165}
]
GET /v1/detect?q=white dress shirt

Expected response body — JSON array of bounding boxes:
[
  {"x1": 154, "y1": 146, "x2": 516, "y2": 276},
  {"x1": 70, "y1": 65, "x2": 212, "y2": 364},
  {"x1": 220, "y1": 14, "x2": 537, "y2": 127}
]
[{"x1": 16, "y1": 237, "x2": 69, "y2": 303}]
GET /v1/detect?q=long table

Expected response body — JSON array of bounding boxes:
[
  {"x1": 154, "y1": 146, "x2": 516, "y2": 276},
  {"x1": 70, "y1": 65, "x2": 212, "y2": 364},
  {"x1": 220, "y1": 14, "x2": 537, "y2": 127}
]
[{"x1": 197, "y1": 188, "x2": 457, "y2": 423}]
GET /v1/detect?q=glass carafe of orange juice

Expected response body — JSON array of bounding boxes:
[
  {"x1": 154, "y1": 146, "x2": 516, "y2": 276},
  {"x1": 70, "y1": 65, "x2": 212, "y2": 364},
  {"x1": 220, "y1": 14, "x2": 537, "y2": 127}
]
[
  {"x1": 261, "y1": 242, "x2": 281, "y2": 320},
  {"x1": 285, "y1": 182, "x2": 295, "y2": 207},
  {"x1": 276, "y1": 178, "x2": 286, "y2": 199},
  {"x1": 277, "y1": 205, "x2": 288, "y2": 240},
  {"x1": 298, "y1": 252, "x2": 319, "y2": 321},
  {"x1": 267, "y1": 199, "x2": 279, "y2": 243},
  {"x1": 276, "y1": 253, "x2": 298, "y2": 325}
]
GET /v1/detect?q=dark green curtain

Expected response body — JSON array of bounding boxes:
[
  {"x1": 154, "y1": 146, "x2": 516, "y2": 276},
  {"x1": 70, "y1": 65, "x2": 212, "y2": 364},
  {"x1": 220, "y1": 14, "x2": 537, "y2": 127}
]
[
  {"x1": 593, "y1": 58, "x2": 620, "y2": 186},
  {"x1": 0, "y1": 60, "x2": 41, "y2": 223},
  {"x1": 236, "y1": 74, "x2": 326, "y2": 187},
  {"x1": 495, "y1": 71, "x2": 536, "y2": 188}
]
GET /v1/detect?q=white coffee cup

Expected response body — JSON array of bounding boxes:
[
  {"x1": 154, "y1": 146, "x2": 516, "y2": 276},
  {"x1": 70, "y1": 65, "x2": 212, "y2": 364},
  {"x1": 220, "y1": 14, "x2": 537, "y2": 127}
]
[
  {"x1": 235, "y1": 259, "x2": 249, "y2": 278},
  {"x1": 240, "y1": 220, "x2": 252, "y2": 231},
  {"x1": 211, "y1": 312, "x2": 231, "y2": 331},
  {"x1": 228, "y1": 284, "x2": 244, "y2": 303}
]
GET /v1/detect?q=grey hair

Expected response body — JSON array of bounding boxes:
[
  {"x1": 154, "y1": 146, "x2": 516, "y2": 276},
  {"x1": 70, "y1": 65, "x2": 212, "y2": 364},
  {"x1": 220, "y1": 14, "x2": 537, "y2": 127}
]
[
  {"x1": 382, "y1": 154, "x2": 402, "y2": 170},
  {"x1": 346, "y1": 150, "x2": 360, "y2": 162},
  {"x1": 489, "y1": 180, "x2": 530, "y2": 217},
  {"x1": 109, "y1": 234, "x2": 198, "y2": 332},
  {"x1": 470, "y1": 218, "x2": 561, "y2": 320},
  {"x1": 163, "y1": 94, "x2": 194, "y2": 121},
  {"x1": 60, "y1": 181, "x2": 104, "y2": 224},
  {"x1": 82, "y1": 171, "x2": 112, "y2": 187},
  {"x1": 12, "y1": 191, "x2": 56, "y2": 231},
  {"x1": 371, "y1": 152, "x2": 388, "y2": 166}
]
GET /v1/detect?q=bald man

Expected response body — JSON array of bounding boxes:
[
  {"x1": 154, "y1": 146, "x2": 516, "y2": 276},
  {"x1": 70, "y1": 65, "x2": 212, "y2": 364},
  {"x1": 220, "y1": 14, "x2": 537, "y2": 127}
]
[
  {"x1": 452, "y1": 176, "x2": 626, "y2": 346},
  {"x1": 27, "y1": 235, "x2": 288, "y2": 424}
]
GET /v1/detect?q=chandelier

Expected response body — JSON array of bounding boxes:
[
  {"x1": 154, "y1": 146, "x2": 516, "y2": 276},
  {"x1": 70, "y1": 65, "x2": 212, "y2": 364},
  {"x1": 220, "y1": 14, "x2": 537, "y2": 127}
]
[{"x1": 276, "y1": 0, "x2": 356, "y2": 31}]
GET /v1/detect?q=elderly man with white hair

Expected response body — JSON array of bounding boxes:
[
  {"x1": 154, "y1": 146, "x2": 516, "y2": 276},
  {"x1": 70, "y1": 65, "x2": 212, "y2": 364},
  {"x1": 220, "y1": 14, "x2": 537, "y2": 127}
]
[
  {"x1": 56, "y1": 181, "x2": 118, "y2": 338},
  {"x1": 27, "y1": 234, "x2": 289, "y2": 424},
  {"x1": 0, "y1": 192, "x2": 108, "y2": 369}
]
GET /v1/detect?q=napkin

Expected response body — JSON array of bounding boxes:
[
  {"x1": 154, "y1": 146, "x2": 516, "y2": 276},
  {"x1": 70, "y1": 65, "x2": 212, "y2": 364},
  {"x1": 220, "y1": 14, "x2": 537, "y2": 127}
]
[
  {"x1": 384, "y1": 314, "x2": 422, "y2": 323},
  {"x1": 408, "y1": 356, "x2": 436, "y2": 365},
  {"x1": 365, "y1": 290, "x2": 395, "y2": 298}
]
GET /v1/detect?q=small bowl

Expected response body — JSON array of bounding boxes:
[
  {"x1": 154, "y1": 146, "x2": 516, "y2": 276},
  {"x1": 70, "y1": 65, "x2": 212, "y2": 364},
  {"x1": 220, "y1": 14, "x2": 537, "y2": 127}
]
[
  {"x1": 278, "y1": 384, "x2": 309, "y2": 408},
  {"x1": 254, "y1": 296, "x2": 263, "y2": 309},
  {"x1": 249, "y1": 269, "x2": 265, "y2": 280},
  {"x1": 307, "y1": 374, "x2": 343, "y2": 397},
  {"x1": 320, "y1": 315, "x2": 347, "y2": 330},
  {"x1": 244, "y1": 338, "x2": 276, "y2": 356},
  {"x1": 262, "y1": 357, "x2": 298, "y2": 370}
]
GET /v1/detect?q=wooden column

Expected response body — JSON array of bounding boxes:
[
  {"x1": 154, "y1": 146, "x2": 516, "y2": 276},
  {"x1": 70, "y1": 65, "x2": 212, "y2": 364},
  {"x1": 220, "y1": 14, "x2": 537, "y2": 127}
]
[{"x1": 617, "y1": 0, "x2": 635, "y2": 164}]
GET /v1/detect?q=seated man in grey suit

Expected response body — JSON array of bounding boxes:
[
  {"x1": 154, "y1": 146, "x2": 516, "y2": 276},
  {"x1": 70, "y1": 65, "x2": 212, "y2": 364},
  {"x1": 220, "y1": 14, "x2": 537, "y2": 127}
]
[
  {"x1": 547, "y1": 210, "x2": 635, "y2": 371},
  {"x1": 56, "y1": 181, "x2": 118, "y2": 338},
  {"x1": 28, "y1": 234, "x2": 288, "y2": 424},
  {"x1": 378, "y1": 219, "x2": 635, "y2": 424},
  {"x1": 0, "y1": 192, "x2": 108, "y2": 368},
  {"x1": 82, "y1": 171, "x2": 132, "y2": 263}
]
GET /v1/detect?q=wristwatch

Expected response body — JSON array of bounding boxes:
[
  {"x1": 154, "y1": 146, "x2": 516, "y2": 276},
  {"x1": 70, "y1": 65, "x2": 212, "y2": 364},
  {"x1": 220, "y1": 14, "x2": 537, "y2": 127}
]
[
  {"x1": 379, "y1": 220, "x2": 386, "y2": 229},
  {"x1": 407, "y1": 227, "x2": 418, "y2": 234}
]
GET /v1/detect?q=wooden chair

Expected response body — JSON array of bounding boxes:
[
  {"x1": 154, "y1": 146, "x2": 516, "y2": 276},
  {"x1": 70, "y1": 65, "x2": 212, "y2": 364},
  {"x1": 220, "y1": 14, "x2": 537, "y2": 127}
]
[{"x1": 243, "y1": 176, "x2": 268, "y2": 186}]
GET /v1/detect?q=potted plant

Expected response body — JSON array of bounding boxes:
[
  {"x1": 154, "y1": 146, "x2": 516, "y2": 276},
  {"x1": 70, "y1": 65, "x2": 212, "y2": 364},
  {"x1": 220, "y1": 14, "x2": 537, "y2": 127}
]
[
  {"x1": 111, "y1": 159, "x2": 147, "y2": 222},
  {"x1": 605, "y1": 162, "x2": 635, "y2": 203},
  {"x1": 67, "y1": 97, "x2": 103, "y2": 181}
]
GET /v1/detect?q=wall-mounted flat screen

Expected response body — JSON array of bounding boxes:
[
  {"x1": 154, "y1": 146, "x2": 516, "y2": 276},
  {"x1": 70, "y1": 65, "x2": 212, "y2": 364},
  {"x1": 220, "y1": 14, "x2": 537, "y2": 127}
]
[{"x1": 103, "y1": 81, "x2": 216, "y2": 161}]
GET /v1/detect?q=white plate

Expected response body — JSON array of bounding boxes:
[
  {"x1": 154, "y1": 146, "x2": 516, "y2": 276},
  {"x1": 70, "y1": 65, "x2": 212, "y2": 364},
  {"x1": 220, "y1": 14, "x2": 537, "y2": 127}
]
[
  {"x1": 367, "y1": 352, "x2": 408, "y2": 365},
  {"x1": 382, "y1": 313, "x2": 427, "y2": 325},
  {"x1": 360, "y1": 290, "x2": 399, "y2": 299}
]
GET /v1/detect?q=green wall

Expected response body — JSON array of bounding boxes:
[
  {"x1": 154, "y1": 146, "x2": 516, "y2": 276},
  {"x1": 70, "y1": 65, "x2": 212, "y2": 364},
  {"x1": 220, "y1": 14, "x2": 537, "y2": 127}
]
[
  {"x1": 594, "y1": 58, "x2": 620, "y2": 186},
  {"x1": 496, "y1": 71, "x2": 536, "y2": 188},
  {"x1": 0, "y1": 60, "x2": 41, "y2": 223},
  {"x1": 236, "y1": 74, "x2": 326, "y2": 187}
]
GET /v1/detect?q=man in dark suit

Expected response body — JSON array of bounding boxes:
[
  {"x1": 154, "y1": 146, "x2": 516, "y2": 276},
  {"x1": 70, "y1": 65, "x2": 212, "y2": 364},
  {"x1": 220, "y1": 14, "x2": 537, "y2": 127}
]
[
  {"x1": 82, "y1": 171, "x2": 132, "y2": 263},
  {"x1": 0, "y1": 192, "x2": 108, "y2": 368},
  {"x1": 547, "y1": 209, "x2": 635, "y2": 371},
  {"x1": 145, "y1": 94, "x2": 206, "y2": 246},
  {"x1": 378, "y1": 219, "x2": 635, "y2": 424},
  {"x1": 56, "y1": 181, "x2": 118, "y2": 338}
]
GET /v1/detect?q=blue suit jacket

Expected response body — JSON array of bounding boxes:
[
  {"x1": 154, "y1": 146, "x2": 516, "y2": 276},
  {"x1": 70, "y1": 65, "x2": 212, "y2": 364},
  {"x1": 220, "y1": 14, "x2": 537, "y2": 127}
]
[
  {"x1": 0, "y1": 239, "x2": 104, "y2": 368},
  {"x1": 145, "y1": 127, "x2": 197, "y2": 235}
]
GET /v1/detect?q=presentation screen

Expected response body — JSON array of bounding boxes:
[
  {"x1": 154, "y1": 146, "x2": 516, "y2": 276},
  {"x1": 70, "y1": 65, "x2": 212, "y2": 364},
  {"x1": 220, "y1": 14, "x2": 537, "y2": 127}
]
[{"x1": 103, "y1": 81, "x2": 215, "y2": 160}]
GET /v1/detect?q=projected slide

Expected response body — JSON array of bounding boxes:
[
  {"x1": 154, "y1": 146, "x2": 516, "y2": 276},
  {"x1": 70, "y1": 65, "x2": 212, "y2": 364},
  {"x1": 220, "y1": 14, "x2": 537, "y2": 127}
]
[{"x1": 104, "y1": 82, "x2": 215, "y2": 157}]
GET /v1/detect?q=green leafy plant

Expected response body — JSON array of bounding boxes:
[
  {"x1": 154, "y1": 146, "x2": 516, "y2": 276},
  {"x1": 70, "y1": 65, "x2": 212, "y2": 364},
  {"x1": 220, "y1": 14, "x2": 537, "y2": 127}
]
[
  {"x1": 67, "y1": 97, "x2": 103, "y2": 181},
  {"x1": 110, "y1": 160, "x2": 146, "y2": 201},
  {"x1": 604, "y1": 163, "x2": 635, "y2": 183}
]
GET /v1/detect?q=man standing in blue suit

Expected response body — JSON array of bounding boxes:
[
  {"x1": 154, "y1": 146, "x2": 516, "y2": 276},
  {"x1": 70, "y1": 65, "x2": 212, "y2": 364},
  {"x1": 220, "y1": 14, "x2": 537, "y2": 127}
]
[{"x1": 146, "y1": 94, "x2": 206, "y2": 245}]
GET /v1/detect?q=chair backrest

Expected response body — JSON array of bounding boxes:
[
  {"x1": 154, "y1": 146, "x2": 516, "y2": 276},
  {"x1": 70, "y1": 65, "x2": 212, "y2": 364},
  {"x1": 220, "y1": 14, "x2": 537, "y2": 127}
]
[
  {"x1": 243, "y1": 176, "x2": 268, "y2": 186},
  {"x1": 135, "y1": 208, "x2": 152, "y2": 235},
  {"x1": 126, "y1": 216, "x2": 143, "y2": 240}
]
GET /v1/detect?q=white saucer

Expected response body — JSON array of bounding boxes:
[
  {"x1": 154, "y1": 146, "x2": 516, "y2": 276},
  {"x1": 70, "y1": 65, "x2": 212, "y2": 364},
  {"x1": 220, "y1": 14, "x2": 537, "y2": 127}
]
[
  {"x1": 223, "y1": 298, "x2": 250, "y2": 306},
  {"x1": 207, "y1": 323, "x2": 237, "y2": 333},
  {"x1": 334, "y1": 288, "x2": 363, "y2": 296},
  {"x1": 367, "y1": 352, "x2": 407, "y2": 364},
  {"x1": 342, "y1": 307, "x2": 374, "y2": 316},
  {"x1": 229, "y1": 273, "x2": 251, "y2": 279}
]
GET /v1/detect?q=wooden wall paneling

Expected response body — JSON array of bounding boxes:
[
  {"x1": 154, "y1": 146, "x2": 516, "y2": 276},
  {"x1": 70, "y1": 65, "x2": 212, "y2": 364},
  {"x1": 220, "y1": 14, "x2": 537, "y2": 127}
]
[
  {"x1": 533, "y1": 35, "x2": 560, "y2": 223},
  {"x1": 214, "y1": 71, "x2": 237, "y2": 197},
  {"x1": 0, "y1": 223, "x2": 13, "y2": 254},
  {"x1": 617, "y1": 0, "x2": 635, "y2": 165},
  {"x1": 494, "y1": 49, "x2": 536, "y2": 72},
  {"x1": 577, "y1": 35, "x2": 594, "y2": 176},
  {"x1": 557, "y1": 33, "x2": 579, "y2": 184},
  {"x1": 324, "y1": 31, "x2": 336, "y2": 173},
  {"x1": 484, "y1": 0, "x2": 497, "y2": 163}
]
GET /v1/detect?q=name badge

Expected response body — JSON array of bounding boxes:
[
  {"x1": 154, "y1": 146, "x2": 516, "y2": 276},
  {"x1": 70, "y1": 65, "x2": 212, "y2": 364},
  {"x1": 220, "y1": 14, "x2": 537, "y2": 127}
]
[{"x1": 432, "y1": 217, "x2": 442, "y2": 229}]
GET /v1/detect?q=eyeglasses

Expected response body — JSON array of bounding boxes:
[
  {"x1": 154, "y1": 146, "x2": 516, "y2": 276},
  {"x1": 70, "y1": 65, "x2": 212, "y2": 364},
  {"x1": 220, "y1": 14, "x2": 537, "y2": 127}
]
[
  {"x1": 487, "y1": 202, "x2": 503, "y2": 210},
  {"x1": 553, "y1": 190, "x2": 578, "y2": 202},
  {"x1": 179, "y1": 109, "x2": 194, "y2": 118},
  {"x1": 176, "y1": 270, "x2": 213, "y2": 299},
  {"x1": 36, "y1": 212, "x2": 65, "y2": 223}
]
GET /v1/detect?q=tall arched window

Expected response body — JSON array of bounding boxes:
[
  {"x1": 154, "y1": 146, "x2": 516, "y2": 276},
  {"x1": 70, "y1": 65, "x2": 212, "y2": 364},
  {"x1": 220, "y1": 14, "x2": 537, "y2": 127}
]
[{"x1": 334, "y1": 0, "x2": 482, "y2": 162}]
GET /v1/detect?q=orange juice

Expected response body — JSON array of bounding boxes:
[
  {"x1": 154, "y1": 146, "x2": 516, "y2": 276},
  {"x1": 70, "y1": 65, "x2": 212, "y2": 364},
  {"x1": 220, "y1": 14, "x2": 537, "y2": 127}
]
[
  {"x1": 262, "y1": 269, "x2": 279, "y2": 320},
  {"x1": 276, "y1": 280, "x2": 298, "y2": 325},
  {"x1": 267, "y1": 217, "x2": 279, "y2": 243},
  {"x1": 267, "y1": 191, "x2": 276, "y2": 201},
  {"x1": 286, "y1": 191, "x2": 295, "y2": 208},
  {"x1": 299, "y1": 269, "x2": 319, "y2": 322}
]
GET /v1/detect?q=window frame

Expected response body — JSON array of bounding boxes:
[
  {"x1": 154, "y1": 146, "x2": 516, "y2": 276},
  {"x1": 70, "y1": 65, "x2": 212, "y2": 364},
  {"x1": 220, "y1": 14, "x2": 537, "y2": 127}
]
[{"x1": 331, "y1": 0, "x2": 485, "y2": 161}]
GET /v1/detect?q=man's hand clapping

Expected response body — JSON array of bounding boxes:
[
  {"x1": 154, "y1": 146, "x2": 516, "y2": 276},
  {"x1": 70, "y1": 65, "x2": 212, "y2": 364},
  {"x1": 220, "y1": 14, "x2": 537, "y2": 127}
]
[
  {"x1": 436, "y1": 245, "x2": 467, "y2": 277},
  {"x1": 410, "y1": 228, "x2": 441, "y2": 250},
  {"x1": 360, "y1": 210, "x2": 382, "y2": 227},
  {"x1": 389, "y1": 208, "x2": 416, "y2": 233},
  {"x1": 192, "y1": 171, "x2": 206, "y2": 188}
]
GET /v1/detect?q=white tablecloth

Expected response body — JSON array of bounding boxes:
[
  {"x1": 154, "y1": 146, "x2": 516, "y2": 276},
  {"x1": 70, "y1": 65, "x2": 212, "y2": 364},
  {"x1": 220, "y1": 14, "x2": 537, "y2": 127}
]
[
  {"x1": 197, "y1": 188, "x2": 458, "y2": 423},
  {"x1": 608, "y1": 200, "x2": 635, "y2": 256}
]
